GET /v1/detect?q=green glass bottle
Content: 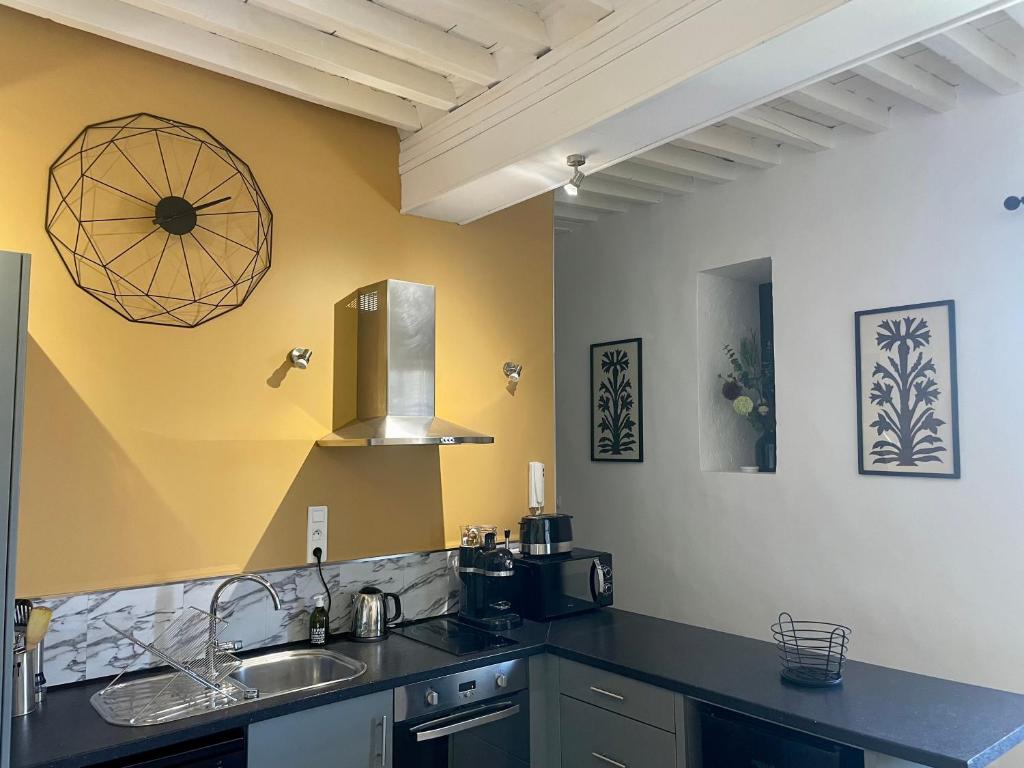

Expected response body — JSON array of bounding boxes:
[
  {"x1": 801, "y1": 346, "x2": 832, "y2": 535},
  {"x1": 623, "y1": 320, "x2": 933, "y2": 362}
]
[{"x1": 309, "y1": 594, "x2": 329, "y2": 646}]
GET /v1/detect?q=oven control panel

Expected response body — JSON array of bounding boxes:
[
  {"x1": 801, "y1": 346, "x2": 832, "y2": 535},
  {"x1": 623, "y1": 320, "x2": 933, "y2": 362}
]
[{"x1": 394, "y1": 658, "x2": 528, "y2": 721}]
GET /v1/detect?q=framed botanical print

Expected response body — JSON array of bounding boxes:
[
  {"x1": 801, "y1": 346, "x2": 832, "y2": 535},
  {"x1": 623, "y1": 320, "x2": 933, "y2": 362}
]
[
  {"x1": 855, "y1": 300, "x2": 960, "y2": 478},
  {"x1": 591, "y1": 338, "x2": 643, "y2": 462}
]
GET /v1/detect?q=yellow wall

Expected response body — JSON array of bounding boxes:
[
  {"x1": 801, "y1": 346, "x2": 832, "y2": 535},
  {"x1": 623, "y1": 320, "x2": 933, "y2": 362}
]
[{"x1": 0, "y1": 8, "x2": 555, "y2": 597}]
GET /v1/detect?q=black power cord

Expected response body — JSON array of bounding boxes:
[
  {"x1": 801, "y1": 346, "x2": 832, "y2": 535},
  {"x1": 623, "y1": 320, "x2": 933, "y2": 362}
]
[{"x1": 312, "y1": 547, "x2": 332, "y2": 639}]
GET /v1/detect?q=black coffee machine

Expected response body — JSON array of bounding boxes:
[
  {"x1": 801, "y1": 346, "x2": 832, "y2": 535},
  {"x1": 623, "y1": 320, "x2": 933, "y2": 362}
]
[{"x1": 458, "y1": 524, "x2": 522, "y2": 632}]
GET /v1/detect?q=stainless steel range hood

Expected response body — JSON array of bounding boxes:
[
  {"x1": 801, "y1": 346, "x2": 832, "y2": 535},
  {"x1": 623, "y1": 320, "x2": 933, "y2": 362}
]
[{"x1": 317, "y1": 280, "x2": 494, "y2": 447}]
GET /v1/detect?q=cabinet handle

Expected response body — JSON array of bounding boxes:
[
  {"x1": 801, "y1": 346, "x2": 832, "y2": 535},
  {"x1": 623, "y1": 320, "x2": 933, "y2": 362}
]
[
  {"x1": 589, "y1": 686, "x2": 625, "y2": 701},
  {"x1": 379, "y1": 714, "x2": 388, "y2": 767},
  {"x1": 592, "y1": 752, "x2": 627, "y2": 768}
]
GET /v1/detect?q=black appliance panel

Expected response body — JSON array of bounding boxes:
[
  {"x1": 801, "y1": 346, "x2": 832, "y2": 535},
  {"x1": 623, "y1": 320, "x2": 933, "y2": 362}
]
[
  {"x1": 99, "y1": 731, "x2": 245, "y2": 767},
  {"x1": 700, "y1": 707, "x2": 863, "y2": 768},
  {"x1": 392, "y1": 617, "x2": 517, "y2": 656},
  {"x1": 513, "y1": 548, "x2": 612, "y2": 621}
]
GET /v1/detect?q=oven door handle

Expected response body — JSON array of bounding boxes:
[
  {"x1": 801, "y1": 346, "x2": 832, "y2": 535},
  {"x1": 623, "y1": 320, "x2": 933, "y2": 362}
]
[{"x1": 413, "y1": 702, "x2": 521, "y2": 742}]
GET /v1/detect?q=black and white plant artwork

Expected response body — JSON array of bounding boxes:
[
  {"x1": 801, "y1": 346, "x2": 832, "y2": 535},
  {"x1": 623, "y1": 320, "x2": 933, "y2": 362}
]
[
  {"x1": 597, "y1": 350, "x2": 635, "y2": 453},
  {"x1": 855, "y1": 301, "x2": 959, "y2": 478},
  {"x1": 591, "y1": 338, "x2": 643, "y2": 462}
]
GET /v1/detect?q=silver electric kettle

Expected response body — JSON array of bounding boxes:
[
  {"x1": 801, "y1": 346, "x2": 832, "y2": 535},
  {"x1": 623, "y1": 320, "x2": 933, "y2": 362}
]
[{"x1": 351, "y1": 586, "x2": 402, "y2": 640}]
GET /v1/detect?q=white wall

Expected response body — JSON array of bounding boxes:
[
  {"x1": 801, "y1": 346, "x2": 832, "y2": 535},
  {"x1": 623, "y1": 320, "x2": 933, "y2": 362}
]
[{"x1": 555, "y1": 87, "x2": 1024, "y2": 739}]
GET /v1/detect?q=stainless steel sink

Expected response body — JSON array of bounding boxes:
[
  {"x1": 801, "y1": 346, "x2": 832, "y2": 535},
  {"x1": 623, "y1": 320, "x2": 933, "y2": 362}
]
[
  {"x1": 230, "y1": 649, "x2": 367, "y2": 698},
  {"x1": 91, "y1": 648, "x2": 367, "y2": 726}
]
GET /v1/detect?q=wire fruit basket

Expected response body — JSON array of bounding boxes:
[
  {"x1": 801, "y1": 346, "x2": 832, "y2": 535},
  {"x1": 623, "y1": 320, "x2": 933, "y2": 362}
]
[{"x1": 771, "y1": 612, "x2": 851, "y2": 687}]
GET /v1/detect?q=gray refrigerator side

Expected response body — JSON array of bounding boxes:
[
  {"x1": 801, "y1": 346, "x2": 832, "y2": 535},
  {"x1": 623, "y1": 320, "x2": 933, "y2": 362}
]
[{"x1": 0, "y1": 252, "x2": 30, "y2": 768}]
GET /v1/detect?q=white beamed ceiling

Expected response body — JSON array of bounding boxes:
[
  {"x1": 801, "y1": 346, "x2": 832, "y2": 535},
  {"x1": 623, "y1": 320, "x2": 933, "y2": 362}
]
[
  {"x1": 401, "y1": 0, "x2": 1024, "y2": 223},
  {"x1": 1, "y1": 0, "x2": 615, "y2": 130},
  {"x1": 556, "y1": 5, "x2": 1024, "y2": 235},
  {"x1": 6, "y1": 0, "x2": 1023, "y2": 224}
]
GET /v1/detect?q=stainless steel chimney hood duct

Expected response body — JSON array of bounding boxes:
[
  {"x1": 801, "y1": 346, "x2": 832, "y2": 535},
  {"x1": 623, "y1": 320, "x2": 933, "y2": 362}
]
[{"x1": 317, "y1": 279, "x2": 494, "y2": 447}]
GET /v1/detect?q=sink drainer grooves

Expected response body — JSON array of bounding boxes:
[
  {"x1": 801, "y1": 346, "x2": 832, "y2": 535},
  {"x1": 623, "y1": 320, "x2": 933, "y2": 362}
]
[{"x1": 90, "y1": 606, "x2": 243, "y2": 726}]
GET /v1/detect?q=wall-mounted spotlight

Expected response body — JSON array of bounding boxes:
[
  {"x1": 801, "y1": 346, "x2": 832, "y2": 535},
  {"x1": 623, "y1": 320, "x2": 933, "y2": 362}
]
[
  {"x1": 289, "y1": 347, "x2": 313, "y2": 369},
  {"x1": 503, "y1": 362, "x2": 523, "y2": 383},
  {"x1": 563, "y1": 154, "x2": 586, "y2": 197},
  {"x1": 1005, "y1": 196, "x2": 1023, "y2": 211}
]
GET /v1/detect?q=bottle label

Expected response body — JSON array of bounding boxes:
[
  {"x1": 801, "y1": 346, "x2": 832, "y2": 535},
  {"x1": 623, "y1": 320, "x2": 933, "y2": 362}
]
[{"x1": 311, "y1": 627, "x2": 326, "y2": 645}]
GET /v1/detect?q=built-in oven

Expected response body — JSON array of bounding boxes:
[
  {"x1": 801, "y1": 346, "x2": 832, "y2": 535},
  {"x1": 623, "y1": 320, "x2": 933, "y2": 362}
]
[{"x1": 393, "y1": 658, "x2": 529, "y2": 768}]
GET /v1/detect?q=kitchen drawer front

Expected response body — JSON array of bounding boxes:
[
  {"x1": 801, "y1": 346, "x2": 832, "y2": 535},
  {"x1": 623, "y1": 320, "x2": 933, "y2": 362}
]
[
  {"x1": 559, "y1": 658, "x2": 675, "y2": 732},
  {"x1": 561, "y1": 695, "x2": 676, "y2": 768}
]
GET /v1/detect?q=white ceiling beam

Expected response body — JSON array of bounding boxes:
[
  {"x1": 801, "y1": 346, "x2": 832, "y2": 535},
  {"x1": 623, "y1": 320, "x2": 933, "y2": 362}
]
[
  {"x1": 577, "y1": 176, "x2": 663, "y2": 203},
  {"x1": 491, "y1": 46, "x2": 538, "y2": 79},
  {"x1": 725, "y1": 106, "x2": 835, "y2": 151},
  {"x1": 119, "y1": 0, "x2": 457, "y2": 110},
  {"x1": 553, "y1": 189, "x2": 628, "y2": 212},
  {"x1": 251, "y1": 0, "x2": 498, "y2": 86},
  {"x1": 853, "y1": 53, "x2": 958, "y2": 112},
  {"x1": 401, "y1": 0, "x2": 1016, "y2": 222},
  {"x1": 922, "y1": 24, "x2": 1022, "y2": 94},
  {"x1": 1007, "y1": 5, "x2": 1024, "y2": 33},
  {"x1": 786, "y1": 81, "x2": 890, "y2": 133},
  {"x1": 429, "y1": 0, "x2": 549, "y2": 50},
  {"x1": 553, "y1": 0, "x2": 616, "y2": 13},
  {"x1": 632, "y1": 145, "x2": 738, "y2": 183},
  {"x1": 554, "y1": 218, "x2": 588, "y2": 232},
  {"x1": 671, "y1": 126, "x2": 780, "y2": 168},
  {"x1": 554, "y1": 204, "x2": 601, "y2": 222},
  {"x1": 596, "y1": 163, "x2": 696, "y2": 195},
  {"x1": 2, "y1": 0, "x2": 422, "y2": 131},
  {"x1": 415, "y1": 104, "x2": 449, "y2": 130},
  {"x1": 400, "y1": 0, "x2": 841, "y2": 173},
  {"x1": 376, "y1": 0, "x2": 547, "y2": 53},
  {"x1": 542, "y1": 1, "x2": 614, "y2": 47}
]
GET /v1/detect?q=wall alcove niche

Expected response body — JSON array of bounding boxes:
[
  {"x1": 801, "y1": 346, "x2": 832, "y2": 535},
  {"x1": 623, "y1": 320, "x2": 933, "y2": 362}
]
[{"x1": 697, "y1": 257, "x2": 776, "y2": 473}]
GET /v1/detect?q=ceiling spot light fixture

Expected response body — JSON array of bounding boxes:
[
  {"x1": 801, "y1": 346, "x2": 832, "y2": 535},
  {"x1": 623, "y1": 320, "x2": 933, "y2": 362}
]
[
  {"x1": 503, "y1": 362, "x2": 523, "y2": 383},
  {"x1": 563, "y1": 154, "x2": 586, "y2": 196}
]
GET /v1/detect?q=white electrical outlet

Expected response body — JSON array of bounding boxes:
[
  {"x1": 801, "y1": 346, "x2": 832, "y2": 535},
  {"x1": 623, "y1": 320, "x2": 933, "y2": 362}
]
[{"x1": 307, "y1": 505, "x2": 328, "y2": 564}]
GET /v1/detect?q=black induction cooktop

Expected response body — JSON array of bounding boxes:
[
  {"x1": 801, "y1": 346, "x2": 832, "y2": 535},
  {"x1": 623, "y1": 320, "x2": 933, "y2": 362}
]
[{"x1": 392, "y1": 617, "x2": 518, "y2": 656}]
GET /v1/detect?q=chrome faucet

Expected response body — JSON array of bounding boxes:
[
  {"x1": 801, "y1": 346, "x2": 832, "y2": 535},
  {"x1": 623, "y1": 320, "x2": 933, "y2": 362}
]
[{"x1": 206, "y1": 574, "x2": 282, "y2": 687}]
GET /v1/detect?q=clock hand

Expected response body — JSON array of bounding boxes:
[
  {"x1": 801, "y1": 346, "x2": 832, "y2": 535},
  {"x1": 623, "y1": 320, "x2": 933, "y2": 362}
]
[
  {"x1": 153, "y1": 196, "x2": 232, "y2": 226},
  {"x1": 192, "y1": 196, "x2": 232, "y2": 213}
]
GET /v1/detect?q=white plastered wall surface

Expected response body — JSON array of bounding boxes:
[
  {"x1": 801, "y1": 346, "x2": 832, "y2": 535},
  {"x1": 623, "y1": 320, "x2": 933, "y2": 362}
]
[{"x1": 555, "y1": 85, "x2": 1024, "y2": 766}]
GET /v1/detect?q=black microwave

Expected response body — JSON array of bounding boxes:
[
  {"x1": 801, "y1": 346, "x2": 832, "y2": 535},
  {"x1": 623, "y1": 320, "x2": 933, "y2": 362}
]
[{"x1": 513, "y1": 548, "x2": 612, "y2": 621}]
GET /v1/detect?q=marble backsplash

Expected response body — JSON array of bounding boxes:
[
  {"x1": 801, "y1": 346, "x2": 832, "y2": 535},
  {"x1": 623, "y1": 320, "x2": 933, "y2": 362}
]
[{"x1": 30, "y1": 549, "x2": 460, "y2": 687}]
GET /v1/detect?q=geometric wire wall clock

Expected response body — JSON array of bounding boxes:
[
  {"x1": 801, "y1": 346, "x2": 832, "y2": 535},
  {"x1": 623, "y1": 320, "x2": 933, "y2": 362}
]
[{"x1": 45, "y1": 113, "x2": 272, "y2": 327}]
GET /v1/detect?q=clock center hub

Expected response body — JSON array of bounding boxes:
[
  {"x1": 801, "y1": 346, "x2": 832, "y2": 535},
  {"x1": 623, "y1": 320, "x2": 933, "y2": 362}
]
[{"x1": 154, "y1": 195, "x2": 197, "y2": 235}]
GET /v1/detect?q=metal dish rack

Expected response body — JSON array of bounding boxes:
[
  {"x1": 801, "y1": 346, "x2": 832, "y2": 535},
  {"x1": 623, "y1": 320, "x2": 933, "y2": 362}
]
[
  {"x1": 91, "y1": 607, "x2": 245, "y2": 726},
  {"x1": 771, "y1": 612, "x2": 851, "y2": 687}
]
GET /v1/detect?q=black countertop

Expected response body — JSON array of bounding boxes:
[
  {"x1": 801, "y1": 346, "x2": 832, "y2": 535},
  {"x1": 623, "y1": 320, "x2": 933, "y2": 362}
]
[
  {"x1": 11, "y1": 609, "x2": 1024, "y2": 768},
  {"x1": 9, "y1": 620, "x2": 551, "y2": 768},
  {"x1": 545, "y1": 610, "x2": 1024, "y2": 768}
]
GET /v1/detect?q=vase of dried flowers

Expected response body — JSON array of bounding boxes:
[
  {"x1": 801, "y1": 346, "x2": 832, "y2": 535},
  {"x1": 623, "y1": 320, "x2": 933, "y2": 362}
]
[{"x1": 719, "y1": 331, "x2": 776, "y2": 472}]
